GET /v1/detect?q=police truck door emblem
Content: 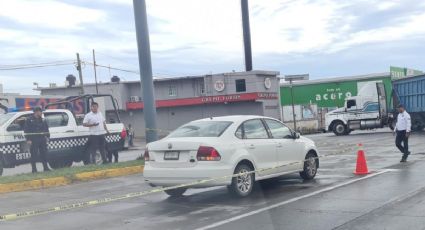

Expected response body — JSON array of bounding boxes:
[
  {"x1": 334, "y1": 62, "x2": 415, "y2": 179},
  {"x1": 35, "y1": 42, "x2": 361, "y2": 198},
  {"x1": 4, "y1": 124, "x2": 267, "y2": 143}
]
[
  {"x1": 214, "y1": 80, "x2": 225, "y2": 92},
  {"x1": 168, "y1": 143, "x2": 172, "y2": 149},
  {"x1": 264, "y1": 78, "x2": 272, "y2": 89}
]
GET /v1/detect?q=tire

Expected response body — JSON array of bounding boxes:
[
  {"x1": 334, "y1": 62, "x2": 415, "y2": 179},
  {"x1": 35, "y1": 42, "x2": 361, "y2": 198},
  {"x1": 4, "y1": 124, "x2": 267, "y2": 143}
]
[
  {"x1": 63, "y1": 159, "x2": 73, "y2": 168},
  {"x1": 228, "y1": 164, "x2": 255, "y2": 197},
  {"x1": 49, "y1": 159, "x2": 72, "y2": 169},
  {"x1": 83, "y1": 151, "x2": 103, "y2": 165},
  {"x1": 389, "y1": 119, "x2": 396, "y2": 131},
  {"x1": 93, "y1": 151, "x2": 103, "y2": 165},
  {"x1": 332, "y1": 121, "x2": 348, "y2": 136},
  {"x1": 0, "y1": 158, "x2": 3, "y2": 176},
  {"x1": 164, "y1": 188, "x2": 187, "y2": 197},
  {"x1": 48, "y1": 160, "x2": 62, "y2": 169},
  {"x1": 300, "y1": 152, "x2": 318, "y2": 180}
]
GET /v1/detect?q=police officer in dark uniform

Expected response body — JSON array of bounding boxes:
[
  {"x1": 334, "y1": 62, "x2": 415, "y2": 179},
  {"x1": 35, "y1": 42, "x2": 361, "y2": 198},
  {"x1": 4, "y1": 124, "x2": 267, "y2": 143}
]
[{"x1": 24, "y1": 106, "x2": 50, "y2": 173}]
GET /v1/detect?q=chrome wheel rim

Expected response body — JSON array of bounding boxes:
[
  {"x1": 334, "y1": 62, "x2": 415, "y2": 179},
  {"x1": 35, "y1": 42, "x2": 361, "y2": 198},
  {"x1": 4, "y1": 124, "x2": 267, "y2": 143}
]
[
  {"x1": 95, "y1": 151, "x2": 103, "y2": 165},
  {"x1": 236, "y1": 169, "x2": 252, "y2": 194},
  {"x1": 336, "y1": 124, "x2": 345, "y2": 133},
  {"x1": 306, "y1": 157, "x2": 317, "y2": 176}
]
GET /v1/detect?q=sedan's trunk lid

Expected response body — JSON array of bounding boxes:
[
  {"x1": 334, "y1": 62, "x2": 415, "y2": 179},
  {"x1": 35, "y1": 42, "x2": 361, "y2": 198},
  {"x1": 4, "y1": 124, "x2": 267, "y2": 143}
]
[{"x1": 147, "y1": 137, "x2": 214, "y2": 168}]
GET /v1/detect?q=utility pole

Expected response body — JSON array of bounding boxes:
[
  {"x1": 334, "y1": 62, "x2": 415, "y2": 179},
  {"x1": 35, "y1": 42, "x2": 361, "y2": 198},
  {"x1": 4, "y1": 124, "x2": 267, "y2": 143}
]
[
  {"x1": 289, "y1": 80, "x2": 297, "y2": 131},
  {"x1": 284, "y1": 74, "x2": 309, "y2": 132},
  {"x1": 241, "y1": 0, "x2": 253, "y2": 71},
  {"x1": 76, "y1": 53, "x2": 84, "y2": 95},
  {"x1": 92, "y1": 49, "x2": 99, "y2": 94},
  {"x1": 133, "y1": 0, "x2": 158, "y2": 143}
]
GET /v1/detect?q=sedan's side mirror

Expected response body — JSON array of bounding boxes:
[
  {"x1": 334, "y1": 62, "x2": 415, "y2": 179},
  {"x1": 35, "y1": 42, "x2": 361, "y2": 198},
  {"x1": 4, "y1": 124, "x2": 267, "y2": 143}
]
[{"x1": 293, "y1": 132, "x2": 300, "y2": 139}]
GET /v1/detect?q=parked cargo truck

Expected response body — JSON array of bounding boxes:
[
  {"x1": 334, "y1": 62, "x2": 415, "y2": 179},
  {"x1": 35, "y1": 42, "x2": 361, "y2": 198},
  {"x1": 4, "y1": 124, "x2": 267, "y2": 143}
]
[
  {"x1": 392, "y1": 74, "x2": 425, "y2": 131},
  {"x1": 326, "y1": 75, "x2": 425, "y2": 135}
]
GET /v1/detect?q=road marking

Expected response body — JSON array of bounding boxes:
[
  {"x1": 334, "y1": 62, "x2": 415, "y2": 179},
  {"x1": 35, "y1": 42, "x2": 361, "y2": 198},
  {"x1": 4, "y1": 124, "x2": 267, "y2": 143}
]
[{"x1": 196, "y1": 169, "x2": 391, "y2": 230}]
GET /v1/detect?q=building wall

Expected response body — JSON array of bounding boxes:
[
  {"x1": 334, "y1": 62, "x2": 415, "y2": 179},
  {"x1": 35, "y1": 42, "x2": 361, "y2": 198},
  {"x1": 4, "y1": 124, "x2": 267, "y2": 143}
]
[{"x1": 38, "y1": 71, "x2": 281, "y2": 138}]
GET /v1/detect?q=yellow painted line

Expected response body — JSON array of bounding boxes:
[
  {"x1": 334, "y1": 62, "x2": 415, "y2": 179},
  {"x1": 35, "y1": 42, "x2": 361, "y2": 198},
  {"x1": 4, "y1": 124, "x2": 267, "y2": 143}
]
[{"x1": 0, "y1": 165, "x2": 144, "y2": 194}]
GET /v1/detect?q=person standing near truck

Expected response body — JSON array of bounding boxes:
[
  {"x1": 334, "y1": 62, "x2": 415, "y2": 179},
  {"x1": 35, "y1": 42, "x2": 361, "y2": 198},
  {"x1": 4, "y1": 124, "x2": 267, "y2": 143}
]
[
  {"x1": 24, "y1": 106, "x2": 50, "y2": 173},
  {"x1": 83, "y1": 102, "x2": 109, "y2": 164},
  {"x1": 394, "y1": 104, "x2": 411, "y2": 162}
]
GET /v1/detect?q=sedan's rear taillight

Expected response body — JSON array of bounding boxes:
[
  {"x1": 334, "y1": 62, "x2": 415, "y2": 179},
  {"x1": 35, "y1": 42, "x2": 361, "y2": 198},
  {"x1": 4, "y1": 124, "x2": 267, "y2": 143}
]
[
  {"x1": 197, "y1": 146, "x2": 221, "y2": 161},
  {"x1": 144, "y1": 149, "x2": 150, "y2": 161}
]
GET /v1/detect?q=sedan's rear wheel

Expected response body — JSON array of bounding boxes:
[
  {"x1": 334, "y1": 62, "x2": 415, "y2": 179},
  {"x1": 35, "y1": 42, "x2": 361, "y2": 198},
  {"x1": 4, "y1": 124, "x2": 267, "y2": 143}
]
[
  {"x1": 300, "y1": 152, "x2": 318, "y2": 180},
  {"x1": 229, "y1": 164, "x2": 254, "y2": 197},
  {"x1": 164, "y1": 188, "x2": 187, "y2": 197}
]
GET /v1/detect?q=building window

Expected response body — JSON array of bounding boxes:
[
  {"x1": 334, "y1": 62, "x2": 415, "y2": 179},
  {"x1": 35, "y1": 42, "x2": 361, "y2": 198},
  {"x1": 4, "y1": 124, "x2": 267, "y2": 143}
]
[
  {"x1": 235, "y1": 79, "x2": 246, "y2": 92},
  {"x1": 200, "y1": 82, "x2": 205, "y2": 95},
  {"x1": 168, "y1": 85, "x2": 177, "y2": 96}
]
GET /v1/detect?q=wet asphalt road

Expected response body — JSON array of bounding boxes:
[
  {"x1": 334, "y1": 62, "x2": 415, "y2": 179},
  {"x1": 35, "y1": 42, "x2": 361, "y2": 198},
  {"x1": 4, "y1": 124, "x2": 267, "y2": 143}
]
[{"x1": 1, "y1": 129, "x2": 425, "y2": 230}]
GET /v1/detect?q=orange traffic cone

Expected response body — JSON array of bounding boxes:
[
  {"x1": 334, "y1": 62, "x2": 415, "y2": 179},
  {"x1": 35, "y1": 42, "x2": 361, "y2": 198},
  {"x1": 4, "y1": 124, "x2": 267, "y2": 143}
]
[{"x1": 354, "y1": 143, "x2": 369, "y2": 175}]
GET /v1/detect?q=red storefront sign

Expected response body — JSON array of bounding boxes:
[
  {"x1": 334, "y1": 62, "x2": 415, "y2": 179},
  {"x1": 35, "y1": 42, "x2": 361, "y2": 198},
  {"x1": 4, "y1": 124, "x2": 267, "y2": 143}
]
[{"x1": 126, "y1": 92, "x2": 278, "y2": 110}]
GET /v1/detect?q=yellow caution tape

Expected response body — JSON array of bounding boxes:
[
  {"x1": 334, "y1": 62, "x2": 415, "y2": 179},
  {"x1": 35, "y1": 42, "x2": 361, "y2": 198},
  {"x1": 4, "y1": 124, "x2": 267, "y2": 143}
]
[{"x1": 0, "y1": 145, "x2": 359, "y2": 221}]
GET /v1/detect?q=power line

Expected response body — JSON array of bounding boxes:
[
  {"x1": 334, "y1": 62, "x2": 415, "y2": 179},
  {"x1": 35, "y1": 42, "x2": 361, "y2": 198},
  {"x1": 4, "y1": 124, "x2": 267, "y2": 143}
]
[
  {"x1": 0, "y1": 62, "x2": 75, "y2": 71},
  {"x1": 83, "y1": 61, "x2": 140, "y2": 74},
  {"x1": 0, "y1": 60, "x2": 75, "y2": 68}
]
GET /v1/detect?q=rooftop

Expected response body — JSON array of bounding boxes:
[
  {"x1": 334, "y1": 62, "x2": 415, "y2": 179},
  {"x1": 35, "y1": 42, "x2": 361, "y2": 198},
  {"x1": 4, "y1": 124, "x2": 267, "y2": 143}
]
[
  {"x1": 280, "y1": 72, "x2": 390, "y2": 87},
  {"x1": 36, "y1": 70, "x2": 280, "y2": 91}
]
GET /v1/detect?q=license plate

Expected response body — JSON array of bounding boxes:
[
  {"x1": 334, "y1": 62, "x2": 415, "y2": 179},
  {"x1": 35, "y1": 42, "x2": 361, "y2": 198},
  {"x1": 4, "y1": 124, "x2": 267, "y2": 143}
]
[{"x1": 164, "y1": 151, "x2": 179, "y2": 160}]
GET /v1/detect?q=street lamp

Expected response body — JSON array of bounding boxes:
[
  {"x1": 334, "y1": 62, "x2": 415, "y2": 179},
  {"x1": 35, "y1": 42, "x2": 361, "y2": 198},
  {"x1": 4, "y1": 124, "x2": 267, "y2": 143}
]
[{"x1": 284, "y1": 74, "x2": 309, "y2": 131}]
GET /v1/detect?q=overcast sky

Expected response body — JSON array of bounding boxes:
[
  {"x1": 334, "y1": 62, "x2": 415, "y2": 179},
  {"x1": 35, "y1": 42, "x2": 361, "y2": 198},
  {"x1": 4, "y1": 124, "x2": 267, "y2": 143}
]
[{"x1": 1, "y1": 0, "x2": 425, "y2": 94}]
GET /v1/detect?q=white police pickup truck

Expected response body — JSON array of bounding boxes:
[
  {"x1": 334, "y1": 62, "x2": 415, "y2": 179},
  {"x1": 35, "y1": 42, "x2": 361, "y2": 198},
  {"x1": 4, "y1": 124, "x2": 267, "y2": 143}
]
[{"x1": 0, "y1": 108, "x2": 127, "y2": 176}]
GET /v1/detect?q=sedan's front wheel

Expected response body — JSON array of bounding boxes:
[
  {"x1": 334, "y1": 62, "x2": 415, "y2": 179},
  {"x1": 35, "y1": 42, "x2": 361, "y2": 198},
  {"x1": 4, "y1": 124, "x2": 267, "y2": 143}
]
[
  {"x1": 229, "y1": 164, "x2": 254, "y2": 197},
  {"x1": 300, "y1": 153, "x2": 318, "y2": 180}
]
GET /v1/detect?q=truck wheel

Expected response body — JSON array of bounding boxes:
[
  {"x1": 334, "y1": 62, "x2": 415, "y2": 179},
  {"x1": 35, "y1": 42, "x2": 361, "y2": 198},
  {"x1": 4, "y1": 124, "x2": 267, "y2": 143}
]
[
  {"x1": 0, "y1": 159, "x2": 3, "y2": 176},
  {"x1": 389, "y1": 120, "x2": 396, "y2": 131},
  {"x1": 63, "y1": 159, "x2": 73, "y2": 168},
  {"x1": 83, "y1": 151, "x2": 103, "y2": 165},
  {"x1": 49, "y1": 159, "x2": 73, "y2": 169},
  {"x1": 94, "y1": 151, "x2": 103, "y2": 165},
  {"x1": 333, "y1": 121, "x2": 348, "y2": 136}
]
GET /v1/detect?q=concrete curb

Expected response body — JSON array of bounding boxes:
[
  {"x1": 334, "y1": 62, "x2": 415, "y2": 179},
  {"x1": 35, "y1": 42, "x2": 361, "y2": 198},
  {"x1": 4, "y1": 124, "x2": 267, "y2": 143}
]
[{"x1": 0, "y1": 165, "x2": 144, "y2": 194}]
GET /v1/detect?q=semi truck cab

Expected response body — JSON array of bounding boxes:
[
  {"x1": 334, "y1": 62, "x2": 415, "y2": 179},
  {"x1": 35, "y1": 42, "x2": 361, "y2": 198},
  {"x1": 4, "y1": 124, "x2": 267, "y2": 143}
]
[{"x1": 325, "y1": 82, "x2": 391, "y2": 135}]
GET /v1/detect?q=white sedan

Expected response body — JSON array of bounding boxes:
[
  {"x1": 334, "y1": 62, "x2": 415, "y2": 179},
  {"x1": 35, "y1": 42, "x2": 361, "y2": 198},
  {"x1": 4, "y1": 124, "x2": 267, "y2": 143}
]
[{"x1": 143, "y1": 115, "x2": 319, "y2": 197}]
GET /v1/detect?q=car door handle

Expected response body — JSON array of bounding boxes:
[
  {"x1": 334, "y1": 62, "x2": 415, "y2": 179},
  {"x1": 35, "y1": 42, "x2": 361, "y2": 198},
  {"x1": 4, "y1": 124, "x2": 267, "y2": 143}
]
[
  {"x1": 276, "y1": 143, "x2": 283, "y2": 148},
  {"x1": 248, "y1": 144, "x2": 255, "y2": 149},
  {"x1": 65, "y1": 130, "x2": 75, "y2": 133}
]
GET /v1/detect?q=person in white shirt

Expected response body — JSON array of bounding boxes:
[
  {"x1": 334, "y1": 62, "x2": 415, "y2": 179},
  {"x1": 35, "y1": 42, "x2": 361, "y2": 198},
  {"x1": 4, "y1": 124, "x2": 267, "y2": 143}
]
[
  {"x1": 394, "y1": 104, "x2": 411, "y2": 162},
  {"x1": 83, "y1": 102, "x2": 109, "y2": 164}
]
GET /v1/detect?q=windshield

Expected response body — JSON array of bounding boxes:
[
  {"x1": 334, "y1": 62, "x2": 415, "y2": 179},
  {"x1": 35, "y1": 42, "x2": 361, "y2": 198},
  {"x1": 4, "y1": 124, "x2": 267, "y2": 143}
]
[
  {"x1": 168, "y1": 121, "x2": 232, "y2": 138},
  {"x1": 0, "y1": 113, "x2": 15, "y2": 126}
]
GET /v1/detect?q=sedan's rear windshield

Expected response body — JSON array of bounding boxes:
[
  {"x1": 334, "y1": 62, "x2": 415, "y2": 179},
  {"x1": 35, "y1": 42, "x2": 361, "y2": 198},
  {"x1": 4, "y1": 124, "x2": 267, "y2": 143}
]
[{"x1": 168, "y1": 121, "x2": 232, "y2": 138}]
